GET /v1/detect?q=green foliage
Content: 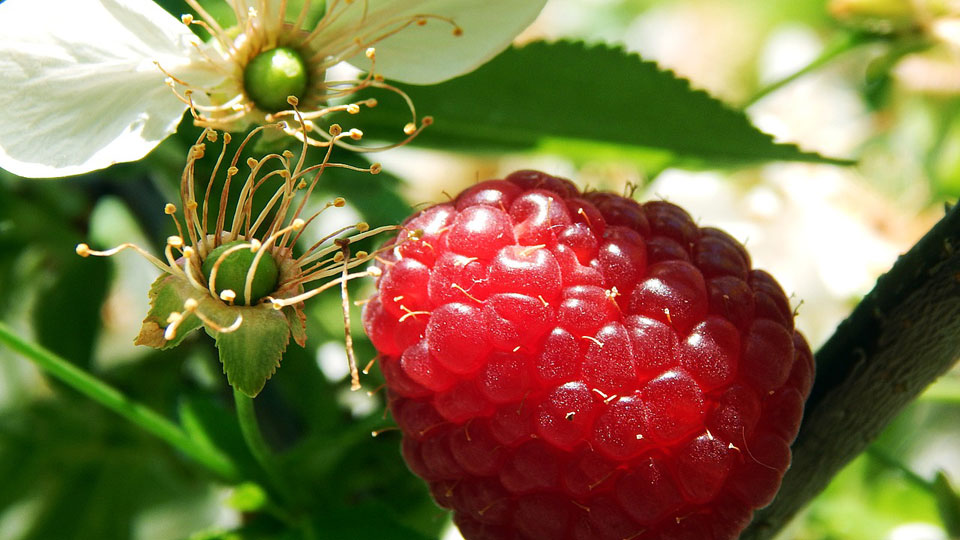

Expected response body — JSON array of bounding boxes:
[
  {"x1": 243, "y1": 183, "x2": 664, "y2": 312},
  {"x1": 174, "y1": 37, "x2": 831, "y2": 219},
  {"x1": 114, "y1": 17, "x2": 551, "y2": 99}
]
[
  {"x1": 933, "y1": 472, "x2": 960, "y2": 538},
  {"x1": 351, "y1": 40, "x2": 850, "y2": 166}
]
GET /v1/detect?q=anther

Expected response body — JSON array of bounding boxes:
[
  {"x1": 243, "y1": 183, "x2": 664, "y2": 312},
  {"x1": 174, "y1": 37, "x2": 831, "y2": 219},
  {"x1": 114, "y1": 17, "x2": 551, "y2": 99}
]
[
  {"x1": 403, "y1": 123, "x2": 416, "y2": 135},
  {"x1": 347, "y1": 104, "x2": 360, "y2": 114},
  {"x1": 422, "y1": 116, "x2": 434, "y2": 126},
  {"x1": 282, "y1": 150, "x2": 294, "y2": 159},
  {"x1": 220, "y1": 289, "x2": 237, "y2": 304},
  {"x1": 75, "y1": 243, "x2": 90, "y2": 257},
  {"x1": 349, "y1": 128, "x2": 363, "y2": 140},
  {"x1": 365, "y1": 47, "x2": 376, "y2": 59},
  {"x1": 333, "y1": 197, "x2": 346, "y2": 207},
  {"x1": 167, "y1": 236, "x2": 184, "y2": 248},
  {"x1": 292, "y1": 218, "x2": 306, "y2": 230},
  {"x1": 164, "y1": 203, "x2": 177, "y2": 214},
  {"x1": 181, "y1": 14, "x2": 193, "y2": 24},
  {"x1": 184, "y1": 298, "x2": 199, "y2": 311},
  {"x1": 183, "y1": 246, "x2": 195, "y2": 258},
  {"x1": 329, "y1": 124, "x2": 342, "y2": 136},
  {"x1": 356, "y1": 222, "x2": 370, "y2": 232},
  {"x1": 367, "y1": 267, "x2": 383, "y2": 277},
  {"x1": 453, "y1": 26, "x2": 464, "y2": 36},
  {"x1": 287, "y1": 96, "x2": 299, "y2": 106},
  {"x1": 227, "y1": 166, "x2": 239, "y2": 176},
  {"x1": 223, "y1": 133, "x2": 231, "y2": 144},
  {"x1": 248, "y1": 239, "x2": 262, "y2": 251},
  {"x1": 369, "y1": 163, "x2": 382, "y2": 174},
  {"x1": 206, "y1": 131, "x2": 217, "y2": 142},
  {"x1": 246, "y1": 157, "x2": 258, "y2": 168}
]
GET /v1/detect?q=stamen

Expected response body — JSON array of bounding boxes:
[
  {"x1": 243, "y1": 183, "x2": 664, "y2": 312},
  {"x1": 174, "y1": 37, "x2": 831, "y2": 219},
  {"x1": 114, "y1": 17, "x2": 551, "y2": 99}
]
[
  {"x1": 220, "y1": 289, "x2": 237, "y2": 304},
  {"x1": 268, "y1": 269, "x2": 374, "y2": 308},
  {"x1": 338, "y1": 242, "x2": 362, "y2": 391},
  {"x1": 74, "y1": 242, "x2": 174, "y2": 274},
  {"x1": 180, "y1": 246, "x2": 208, "y2": 292}
]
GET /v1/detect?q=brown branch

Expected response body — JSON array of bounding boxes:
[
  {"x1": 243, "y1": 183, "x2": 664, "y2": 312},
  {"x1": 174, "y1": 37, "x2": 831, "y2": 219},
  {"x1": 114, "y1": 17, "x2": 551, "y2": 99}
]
[{"x1": 741, "y1": 201, "x2": 960, "y2": 540}]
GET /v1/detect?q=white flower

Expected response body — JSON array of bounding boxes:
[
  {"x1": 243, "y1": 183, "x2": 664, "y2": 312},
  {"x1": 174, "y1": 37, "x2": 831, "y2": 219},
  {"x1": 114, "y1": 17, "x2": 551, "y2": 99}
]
[{"x1": 0, "y1": 0, "x2": 546, "y2": 178}]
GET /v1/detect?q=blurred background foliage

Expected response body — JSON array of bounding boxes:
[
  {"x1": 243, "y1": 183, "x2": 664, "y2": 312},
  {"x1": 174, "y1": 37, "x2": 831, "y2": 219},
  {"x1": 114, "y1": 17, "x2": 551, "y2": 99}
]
[{"x1": 1, "y1": 0, "x2": 959, "y2": 539}]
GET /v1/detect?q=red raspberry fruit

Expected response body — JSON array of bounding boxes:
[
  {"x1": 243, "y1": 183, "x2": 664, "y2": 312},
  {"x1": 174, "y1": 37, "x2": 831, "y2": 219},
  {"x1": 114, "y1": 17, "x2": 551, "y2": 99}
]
[{"x1": 363, "y1": 170, "x2": 814, "y2": 540}]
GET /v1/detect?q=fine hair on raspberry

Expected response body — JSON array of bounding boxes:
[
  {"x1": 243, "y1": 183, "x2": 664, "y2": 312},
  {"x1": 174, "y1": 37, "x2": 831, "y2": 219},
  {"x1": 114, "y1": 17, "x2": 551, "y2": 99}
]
[{"x1": 363, "y1": 170, "x2": 814, "y2": 540}]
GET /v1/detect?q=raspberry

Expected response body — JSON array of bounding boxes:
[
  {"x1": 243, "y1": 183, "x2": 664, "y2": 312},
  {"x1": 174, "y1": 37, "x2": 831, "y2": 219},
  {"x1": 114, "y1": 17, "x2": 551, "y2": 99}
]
[{"x1": 363, "y1": 171, "x2": 814, "y2": 540}]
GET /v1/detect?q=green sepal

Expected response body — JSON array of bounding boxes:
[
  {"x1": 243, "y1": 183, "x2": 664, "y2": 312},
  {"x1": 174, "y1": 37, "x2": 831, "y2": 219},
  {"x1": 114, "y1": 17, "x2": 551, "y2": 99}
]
[
  {"x1": 276, "y1": 251, "x2": 307, "y2": 348},
  {"x1": 135, "y1": 274, "x2": 204, "y2": 349},
  {"x1": 206, "y1": 304, "x2": 291, "y2": 398},
  {"x1": 285, "y1": 304, "x2": 307, "y2": 348}
]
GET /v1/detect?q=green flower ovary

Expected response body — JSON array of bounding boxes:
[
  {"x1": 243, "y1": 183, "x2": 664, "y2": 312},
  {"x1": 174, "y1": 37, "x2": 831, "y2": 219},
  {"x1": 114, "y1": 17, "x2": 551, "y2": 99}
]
[
  {"x1": 243, "y1": 47, "x2": 309, "y2": 112},
  {"x1": 201, "y1": 240, "x2": 279, "y2": 305}
]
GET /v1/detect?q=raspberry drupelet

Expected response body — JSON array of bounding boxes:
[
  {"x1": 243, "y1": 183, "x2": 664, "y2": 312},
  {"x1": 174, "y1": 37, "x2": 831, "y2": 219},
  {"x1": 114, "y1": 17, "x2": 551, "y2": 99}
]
[{"x1": 363, "y1": 170, "x2": 814, "y2": 540}]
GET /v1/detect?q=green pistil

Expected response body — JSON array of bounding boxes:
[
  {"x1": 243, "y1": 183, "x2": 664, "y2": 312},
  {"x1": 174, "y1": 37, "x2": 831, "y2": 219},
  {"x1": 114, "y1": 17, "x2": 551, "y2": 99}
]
[
  {"x1": 243, "y1": 47, "x2": 309, "y2": 112},
  {"x1": 202, "y1": 240, "x2": 280, "y2": 306}
]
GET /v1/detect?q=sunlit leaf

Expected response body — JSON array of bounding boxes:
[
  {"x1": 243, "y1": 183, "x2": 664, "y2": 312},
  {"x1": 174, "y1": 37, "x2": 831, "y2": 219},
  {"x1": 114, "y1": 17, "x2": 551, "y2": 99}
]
[{"x1": 353, "y1": 40, "x2": 851, "y2": 166}]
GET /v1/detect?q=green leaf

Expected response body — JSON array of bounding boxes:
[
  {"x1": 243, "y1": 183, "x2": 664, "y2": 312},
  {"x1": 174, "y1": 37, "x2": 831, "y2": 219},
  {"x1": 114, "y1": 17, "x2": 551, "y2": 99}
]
[
  {"x1": 351, "y1": 40, "x2": 851, "y2": 166},
  {"x1": 135, "y1": 273, "x2": 204, "y2": 349},
  {"x1": 933, "y1": 471, "x2": 960, "y2": 537},
  {"x1": 208, "y1": 305, "x2": 290, "y2": 397}
]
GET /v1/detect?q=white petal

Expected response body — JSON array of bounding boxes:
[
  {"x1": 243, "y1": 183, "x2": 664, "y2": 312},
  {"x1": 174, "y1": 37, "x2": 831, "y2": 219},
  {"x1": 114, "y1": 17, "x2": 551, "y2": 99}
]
[
  {"x1": 0, "y1": 0, "x2": 221, "y2": 178},
  {"x1": 330, "y1": 0, "x2": 547, "y2": 85}
]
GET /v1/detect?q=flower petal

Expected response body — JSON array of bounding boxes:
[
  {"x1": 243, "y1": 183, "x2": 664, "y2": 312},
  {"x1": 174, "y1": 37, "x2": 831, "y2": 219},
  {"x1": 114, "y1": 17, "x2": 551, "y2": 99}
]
[
  {"x1": 330, "y1": 0, "x2": 547, "y2": 85},
  {"x1": 0, "y1": 0, "x2": 221, "y2": 178}
]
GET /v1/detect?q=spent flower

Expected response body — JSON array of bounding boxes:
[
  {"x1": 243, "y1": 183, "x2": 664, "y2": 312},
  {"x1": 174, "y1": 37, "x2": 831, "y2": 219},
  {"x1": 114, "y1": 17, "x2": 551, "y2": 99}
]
[
  {"x1": 0, "y1": 0, "x2": 546, "y2": 178},
  {"x1": 77, "y1": 103, "x2": 393, "y2": 397}
]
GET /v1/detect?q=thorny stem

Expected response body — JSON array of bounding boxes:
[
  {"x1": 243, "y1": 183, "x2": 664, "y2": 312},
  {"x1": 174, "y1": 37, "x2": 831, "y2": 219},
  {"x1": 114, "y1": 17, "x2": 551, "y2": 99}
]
[
  {"x1": 741, "y1": 201, "x2": 960, "y2": 539},
  {"x1": 0, "y1": 322, "x2": 240, "y2": 481},
  {"x1": 743, "y1": 32, "x2": 876, "y2": 107}
]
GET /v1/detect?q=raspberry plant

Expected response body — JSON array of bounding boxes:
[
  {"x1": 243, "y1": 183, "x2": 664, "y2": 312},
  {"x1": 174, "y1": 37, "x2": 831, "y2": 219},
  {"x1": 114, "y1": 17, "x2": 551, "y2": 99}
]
[{"x1": 1, "y1": 2, "x2": 959, "y2": 539}]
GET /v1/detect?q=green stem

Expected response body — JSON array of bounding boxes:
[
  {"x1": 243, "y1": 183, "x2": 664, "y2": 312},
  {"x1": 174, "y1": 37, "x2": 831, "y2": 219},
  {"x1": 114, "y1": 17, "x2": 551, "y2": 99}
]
[
  {"x1": 233, "y1": 389, "x2": 316, "y2": 537},
  {"x1": 744, "y1": 32, "x2": 873, "y2": 108},
  {"x1": 233, "y1": 389, "x2": 294, "y2": 502},
  {"x1": 0, "y1": 321, "x2": 240, "y2": 481}
]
